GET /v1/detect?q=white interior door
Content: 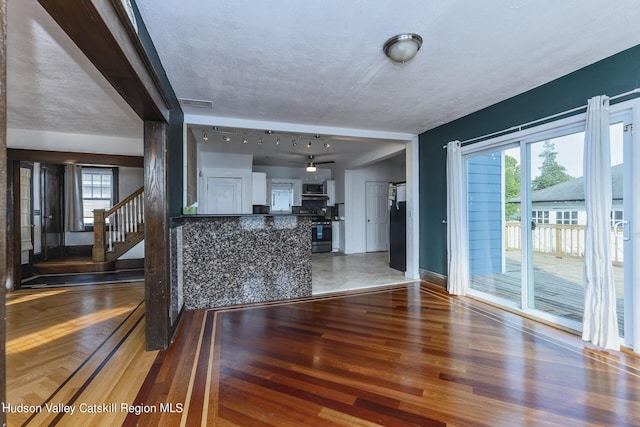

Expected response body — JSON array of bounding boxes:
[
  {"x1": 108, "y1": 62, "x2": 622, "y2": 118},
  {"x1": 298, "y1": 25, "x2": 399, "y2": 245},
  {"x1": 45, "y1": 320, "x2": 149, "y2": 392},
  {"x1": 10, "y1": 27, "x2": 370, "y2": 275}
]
[
  {"x1": 366, "y1": 181, "x2": 389, "y2": 252},
  {"x1": 207, "y1": 177, "x2": 242, "y2": 214}
]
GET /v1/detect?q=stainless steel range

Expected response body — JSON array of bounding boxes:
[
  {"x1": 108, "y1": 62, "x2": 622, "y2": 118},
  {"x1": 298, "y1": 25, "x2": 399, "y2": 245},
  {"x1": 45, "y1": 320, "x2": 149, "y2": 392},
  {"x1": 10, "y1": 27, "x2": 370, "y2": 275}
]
[{"x1": 311, "y1": 219, "x2": 332, "y2": 253}]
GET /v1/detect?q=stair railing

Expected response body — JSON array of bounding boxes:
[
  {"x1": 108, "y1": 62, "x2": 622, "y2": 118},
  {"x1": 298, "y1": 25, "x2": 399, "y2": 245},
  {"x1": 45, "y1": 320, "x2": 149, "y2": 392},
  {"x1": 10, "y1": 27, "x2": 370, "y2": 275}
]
[{"x1": 92, "y1": 187, "x2": 144, "y2": 262}]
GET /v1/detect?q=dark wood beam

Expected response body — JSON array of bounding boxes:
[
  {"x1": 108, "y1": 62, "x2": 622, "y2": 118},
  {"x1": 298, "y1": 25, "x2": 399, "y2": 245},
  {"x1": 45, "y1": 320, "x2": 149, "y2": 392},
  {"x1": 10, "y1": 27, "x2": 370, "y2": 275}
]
[
  {"x1": 8, "y1": 148, "x2": 143, "y2": 168},
  {"x1": 37, "y1": 0, "x2": 170, "y2": 122},
  {"x1": 144, "y1": 121, "x2": 170, "y2": 350},
  {"x1": 0, "y1": 0, "x2": 8, "y2": 422},
  {"x1": 36, "y1": 0, "x2": 183, "y2": 351}
]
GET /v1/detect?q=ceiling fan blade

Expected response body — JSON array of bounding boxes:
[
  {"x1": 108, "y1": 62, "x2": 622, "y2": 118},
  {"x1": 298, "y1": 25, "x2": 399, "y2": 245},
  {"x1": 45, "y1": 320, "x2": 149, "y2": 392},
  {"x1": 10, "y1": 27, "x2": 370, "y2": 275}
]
[{"x1": 315, "y1": 160, "x2": 335, "y2": 164}]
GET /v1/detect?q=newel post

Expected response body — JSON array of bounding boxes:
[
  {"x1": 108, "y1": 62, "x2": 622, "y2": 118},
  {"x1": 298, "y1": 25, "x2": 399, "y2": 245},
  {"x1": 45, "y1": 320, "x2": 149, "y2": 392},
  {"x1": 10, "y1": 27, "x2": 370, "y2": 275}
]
[{"x1": 92, "y1": 209, "x2": 106, "y2": 262}]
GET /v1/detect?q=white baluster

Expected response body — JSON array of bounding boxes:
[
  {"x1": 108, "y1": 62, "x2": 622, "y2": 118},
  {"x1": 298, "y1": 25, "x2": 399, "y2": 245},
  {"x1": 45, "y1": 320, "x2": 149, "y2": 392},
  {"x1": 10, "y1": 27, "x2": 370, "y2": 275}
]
[
  {"x1": 133, "y1": 198, "x2": 137, "y2": 233},
  {"x1": 120, "y1": 208, "x2": 124, "y2": 242},
  {"x1": 108, "y1": 213, "x2": 113, "y2": 252},
  {"x1": 126, "y1": 203, "x2": 130, "y2": 234}
]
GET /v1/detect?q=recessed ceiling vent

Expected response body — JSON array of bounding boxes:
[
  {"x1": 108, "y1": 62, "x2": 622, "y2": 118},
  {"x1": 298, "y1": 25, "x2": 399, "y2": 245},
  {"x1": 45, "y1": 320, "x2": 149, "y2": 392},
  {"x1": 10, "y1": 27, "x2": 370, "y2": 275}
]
[{"x1": 178, "y1": 98, "x2": 213, "y2": 109}]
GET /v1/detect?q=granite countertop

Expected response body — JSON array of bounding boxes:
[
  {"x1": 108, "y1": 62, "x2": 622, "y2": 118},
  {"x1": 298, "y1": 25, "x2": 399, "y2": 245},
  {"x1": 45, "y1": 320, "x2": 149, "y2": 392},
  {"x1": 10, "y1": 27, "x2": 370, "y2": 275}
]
[
  {"x1": 173, "y1": 213, "x2": 315, "y2": 219},
  {"x1": 171, "y1": 213, "x2": 315, "y2": 226},
  {"x1": 177, "y1": 212, "x2": 312, "y2": 309}
]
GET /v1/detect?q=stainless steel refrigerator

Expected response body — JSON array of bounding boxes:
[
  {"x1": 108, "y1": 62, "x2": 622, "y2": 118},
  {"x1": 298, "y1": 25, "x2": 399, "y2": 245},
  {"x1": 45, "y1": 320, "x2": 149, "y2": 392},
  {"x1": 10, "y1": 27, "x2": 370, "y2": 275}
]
[{"x1": 388, "y1": 182, "x2": 406, "y2": 272}]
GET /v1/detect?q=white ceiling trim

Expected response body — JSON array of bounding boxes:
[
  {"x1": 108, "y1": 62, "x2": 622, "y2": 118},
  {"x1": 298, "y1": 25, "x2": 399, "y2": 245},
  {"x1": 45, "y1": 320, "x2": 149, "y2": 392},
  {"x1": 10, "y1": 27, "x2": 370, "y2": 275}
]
[
  {"x1": 184, "y1": 114, "x2": 415, "y2": 143},
  {"x1": 340, "y1": 143, "x2": 407, "y2": 169}
]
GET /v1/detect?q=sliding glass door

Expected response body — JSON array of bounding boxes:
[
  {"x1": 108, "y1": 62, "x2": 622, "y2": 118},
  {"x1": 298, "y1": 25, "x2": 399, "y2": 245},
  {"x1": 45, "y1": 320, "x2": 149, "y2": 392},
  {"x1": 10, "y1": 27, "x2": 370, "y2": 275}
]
[
  {"x1": 610, "y1": 117, "x2": 632, "y2": 343},
  {"x1": 465, "y1": 112, "x2": 633, "y2": 341},
  {"x1": 467, "y1": 146, "x2": 522, "y2": 306},
  {"x1": 526, "y1": 128, "x2": 586, "y2": 328}
]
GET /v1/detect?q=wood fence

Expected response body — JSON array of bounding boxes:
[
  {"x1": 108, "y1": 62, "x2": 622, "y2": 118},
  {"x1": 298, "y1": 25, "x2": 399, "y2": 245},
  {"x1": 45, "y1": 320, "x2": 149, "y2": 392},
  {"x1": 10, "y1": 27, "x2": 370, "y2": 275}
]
[{"x1": 505, "y1": 221, "x2": 624, "y2": 265}]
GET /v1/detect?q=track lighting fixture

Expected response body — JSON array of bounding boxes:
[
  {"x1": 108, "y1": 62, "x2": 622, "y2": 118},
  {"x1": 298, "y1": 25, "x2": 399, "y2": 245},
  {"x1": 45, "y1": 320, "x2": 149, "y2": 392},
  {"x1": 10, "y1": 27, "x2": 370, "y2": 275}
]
[
  {"x1": 258, "y1": 138, "x2": 263, "y2": 145},
  {"x1": 292, "y1": 139, "x2": 297, "y2": 147},
  {"x1": 307, "y1": 141, "x2": 312, "y2": 148},
  {"x1": 202, "y1": 132, "x2": 208, "y2": 141},
  {"x1": 324, "y1": 143, "x2": 330, "y2": 148},
  {"x1": 275, "y1": 138, "x2": 280, "y2": 146},
  {"x1": 242, "y1": 137, "x2": 248, "y2": 144},
  {"x1": 223, "y1": 135, "x2": 231, "y2": 142}
]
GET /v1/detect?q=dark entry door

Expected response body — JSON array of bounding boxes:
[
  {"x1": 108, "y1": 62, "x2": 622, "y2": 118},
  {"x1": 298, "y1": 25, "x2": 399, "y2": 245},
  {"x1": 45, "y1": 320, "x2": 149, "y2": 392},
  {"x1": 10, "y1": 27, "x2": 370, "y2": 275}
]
[{"x1": 41, "y1": 164, "x2": 64, "y2": 260}]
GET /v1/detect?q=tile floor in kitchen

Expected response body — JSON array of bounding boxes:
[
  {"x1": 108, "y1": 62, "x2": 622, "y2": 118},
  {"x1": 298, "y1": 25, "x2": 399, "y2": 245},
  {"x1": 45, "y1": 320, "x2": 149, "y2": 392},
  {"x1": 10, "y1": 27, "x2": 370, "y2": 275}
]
[{"x1": 311, "y1": 251, "x2": 417, "y2": 294}]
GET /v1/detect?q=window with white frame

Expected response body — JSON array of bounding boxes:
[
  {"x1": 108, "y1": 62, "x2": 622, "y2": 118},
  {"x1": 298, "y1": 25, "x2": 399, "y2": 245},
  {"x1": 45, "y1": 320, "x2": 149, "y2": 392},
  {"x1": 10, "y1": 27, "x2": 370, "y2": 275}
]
[
  {"x1": 82, "y1": 168, "x2": 113, "y2": 225},
  {"x1": 532, "y1": 210, "x2": 549, "y2": 224},
  {"x1": 555, "y1": 210, "x2": 578, "y2": 225}
]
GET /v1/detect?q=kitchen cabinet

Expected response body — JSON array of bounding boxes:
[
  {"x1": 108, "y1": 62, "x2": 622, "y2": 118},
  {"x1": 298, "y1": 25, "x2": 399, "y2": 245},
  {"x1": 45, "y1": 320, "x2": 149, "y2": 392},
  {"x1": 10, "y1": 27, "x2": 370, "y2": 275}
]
[
  {"x1": 293, "y1": 179, "x2": 302, "y2": 206},
  {"x1": 332, "y1": 221, "x2": 341, "y2": 252},
  {"x1": 252, "y1": 172, "x2": 267, "y2": 205},
  {"x1": 325, "y1": 180, "x2": 335, "y2": 206}
]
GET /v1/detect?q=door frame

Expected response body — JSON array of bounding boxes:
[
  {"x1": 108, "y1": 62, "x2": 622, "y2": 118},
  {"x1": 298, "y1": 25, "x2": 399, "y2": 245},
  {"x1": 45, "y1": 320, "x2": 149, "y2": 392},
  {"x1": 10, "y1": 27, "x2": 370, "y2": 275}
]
[
  {"x1": 18, "y1": 162, "x2": 35, "y2": 278},
  {"x1": 461, "y1": 99, "x2": 639, "y2": 351},
  {"x1": 40, "y1": 163, "x2": 64, "y2": 261}
]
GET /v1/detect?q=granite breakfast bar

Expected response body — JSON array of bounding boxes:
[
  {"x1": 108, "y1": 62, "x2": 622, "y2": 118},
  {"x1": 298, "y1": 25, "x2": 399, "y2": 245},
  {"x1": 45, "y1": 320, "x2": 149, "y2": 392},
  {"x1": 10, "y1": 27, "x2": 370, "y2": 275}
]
[{"x1": 172, "y1": 214, "x2": 312, "y2": 310}]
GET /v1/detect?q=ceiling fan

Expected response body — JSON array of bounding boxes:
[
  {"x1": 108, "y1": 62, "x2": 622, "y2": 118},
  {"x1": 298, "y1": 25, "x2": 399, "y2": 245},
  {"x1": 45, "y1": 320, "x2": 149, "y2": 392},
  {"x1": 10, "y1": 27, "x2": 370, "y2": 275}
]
[{"x1": 291, "y1": 155, "x2": 335, "y2": 172}]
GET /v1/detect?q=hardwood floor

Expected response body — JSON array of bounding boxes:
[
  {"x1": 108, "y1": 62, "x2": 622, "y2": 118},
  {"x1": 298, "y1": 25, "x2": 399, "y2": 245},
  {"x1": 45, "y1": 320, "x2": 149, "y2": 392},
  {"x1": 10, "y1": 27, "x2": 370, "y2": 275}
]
[
  {"x1": 6, "y1": 281, "x2": 640, "y2": 426},
  {"x1": 131, "y1": 283, "x2": 640, "y2": 426},
  {"x1": 5, "y1": 282, "x2": 156, "y2": 426}
]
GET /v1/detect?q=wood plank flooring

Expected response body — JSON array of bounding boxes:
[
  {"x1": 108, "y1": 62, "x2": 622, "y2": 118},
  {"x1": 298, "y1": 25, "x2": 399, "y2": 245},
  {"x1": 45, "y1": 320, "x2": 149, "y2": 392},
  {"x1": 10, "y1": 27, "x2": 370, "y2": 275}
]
[
  {"x1": 130, "y1": 283, "x2": 640, "y2": 426},
  {"x1": 5, "y1": 282, "x2": 156, "y2": 426},
  {"x1": 5, "y1": 281, "x2": 640, "y2": 426}
]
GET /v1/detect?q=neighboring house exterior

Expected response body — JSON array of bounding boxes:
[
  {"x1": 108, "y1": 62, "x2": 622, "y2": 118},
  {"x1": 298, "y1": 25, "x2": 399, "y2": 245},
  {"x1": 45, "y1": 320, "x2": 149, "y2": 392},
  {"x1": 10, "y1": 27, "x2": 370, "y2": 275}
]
[
  {"x1": 525, "y1": 163, "x2": 624, "y2": 227},
  {"x1": 506, "y1": 164, "x2": 625, "y2": 263}
]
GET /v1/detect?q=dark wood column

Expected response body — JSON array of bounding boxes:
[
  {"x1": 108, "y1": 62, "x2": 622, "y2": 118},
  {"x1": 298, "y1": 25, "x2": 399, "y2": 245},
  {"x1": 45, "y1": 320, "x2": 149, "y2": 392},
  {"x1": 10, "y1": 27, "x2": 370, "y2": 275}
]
[
  {"x1": 144, "y1": 121, "x2": 170, "y2": 350},
  {"x1": 1, "y1": 0, "x2": 8, "y2": 422},
  {"x1": 36, "y1": 0, "x2": 183, "y2": 351}
]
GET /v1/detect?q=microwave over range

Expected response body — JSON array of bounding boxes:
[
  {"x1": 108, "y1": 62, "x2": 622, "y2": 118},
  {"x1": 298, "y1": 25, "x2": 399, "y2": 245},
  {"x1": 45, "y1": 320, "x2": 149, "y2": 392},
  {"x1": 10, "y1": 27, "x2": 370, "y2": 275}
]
[{"x1": 302, "y1": 183, "x2": 325, "y2": 195}]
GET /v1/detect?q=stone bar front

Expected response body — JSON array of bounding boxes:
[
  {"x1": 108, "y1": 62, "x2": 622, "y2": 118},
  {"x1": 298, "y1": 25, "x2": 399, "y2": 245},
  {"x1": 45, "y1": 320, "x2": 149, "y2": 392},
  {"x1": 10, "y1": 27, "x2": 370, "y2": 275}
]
[{"x1": 173, "y1": 215, "x2": 312, "y2": 310}]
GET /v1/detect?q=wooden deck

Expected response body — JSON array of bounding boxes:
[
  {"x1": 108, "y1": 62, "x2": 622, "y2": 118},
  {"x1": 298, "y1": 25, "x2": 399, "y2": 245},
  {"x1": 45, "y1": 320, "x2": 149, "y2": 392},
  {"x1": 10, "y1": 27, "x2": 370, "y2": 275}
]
[{"x1": 470, "y1": 251, "x2": 625, "y2": 333}]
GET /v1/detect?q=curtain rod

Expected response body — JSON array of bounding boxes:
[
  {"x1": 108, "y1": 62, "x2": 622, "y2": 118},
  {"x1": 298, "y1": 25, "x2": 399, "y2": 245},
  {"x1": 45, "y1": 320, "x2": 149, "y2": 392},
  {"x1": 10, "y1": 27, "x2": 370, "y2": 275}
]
[{"x1": 442, "y1": 88, "x2": 640, "y2": 149}]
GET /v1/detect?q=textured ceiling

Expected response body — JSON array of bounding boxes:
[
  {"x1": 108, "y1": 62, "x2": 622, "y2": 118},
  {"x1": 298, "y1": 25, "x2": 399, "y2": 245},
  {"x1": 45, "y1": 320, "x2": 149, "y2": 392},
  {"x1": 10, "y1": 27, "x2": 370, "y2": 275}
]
[
  {"x1": 6, "y1": 0, "x2": 141, "y2": 139},
  {"x1": 6, "y1": 0, "x2": 640, "y2": 163},
  {"x1": 136, "y1": 0, "x2": 640, "y2": 134}
]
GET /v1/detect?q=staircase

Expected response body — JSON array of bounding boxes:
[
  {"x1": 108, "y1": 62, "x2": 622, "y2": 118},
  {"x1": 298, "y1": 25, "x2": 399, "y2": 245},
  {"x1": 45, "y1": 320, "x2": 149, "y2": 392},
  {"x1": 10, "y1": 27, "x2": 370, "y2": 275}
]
[{"x1": 93, "y1": 187, "x2": 144, "y2": 262}]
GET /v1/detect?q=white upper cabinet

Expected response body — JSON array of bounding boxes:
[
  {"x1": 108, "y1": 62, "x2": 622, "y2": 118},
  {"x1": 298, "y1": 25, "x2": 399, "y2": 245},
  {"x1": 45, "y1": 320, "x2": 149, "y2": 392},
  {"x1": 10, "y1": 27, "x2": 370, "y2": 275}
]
[
  {"x1": 293, "y1": 179, "x2": 302, "y2": 206},
  {"x1": 252, "y1": 172, "x2": 267, "y2": 205},
  {"x1": 325, "y1": 180, "x2": 335, "y2": 206}
]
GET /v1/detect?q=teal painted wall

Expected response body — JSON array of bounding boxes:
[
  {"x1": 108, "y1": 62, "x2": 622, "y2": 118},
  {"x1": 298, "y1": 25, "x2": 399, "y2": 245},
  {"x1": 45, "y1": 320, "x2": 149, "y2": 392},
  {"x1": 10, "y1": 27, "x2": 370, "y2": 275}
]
[{"x1": 419, "y1": 44, "x2": 640, "y2": 275}]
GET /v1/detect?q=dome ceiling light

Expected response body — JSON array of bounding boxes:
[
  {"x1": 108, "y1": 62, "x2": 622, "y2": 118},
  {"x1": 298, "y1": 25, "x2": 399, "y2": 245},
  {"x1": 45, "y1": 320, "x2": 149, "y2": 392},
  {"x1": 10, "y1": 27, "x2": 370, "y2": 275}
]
[{"x1": 383, "y1": 33, "x2": 423, "y2": 63}]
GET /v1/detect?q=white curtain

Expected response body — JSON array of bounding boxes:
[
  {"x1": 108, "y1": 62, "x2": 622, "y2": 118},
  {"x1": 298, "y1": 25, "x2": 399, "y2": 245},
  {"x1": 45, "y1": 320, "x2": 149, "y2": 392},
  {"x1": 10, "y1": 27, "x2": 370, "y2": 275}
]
[
  {"x1": 582, "y1": 95, "x2": 619, "y2": 351},
  {"x1": 446, "y1": 140, "x2": 469, "y2": 295},
  {"x1": 64, "y1": 164, "x2": 85, "y2": 232}
]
